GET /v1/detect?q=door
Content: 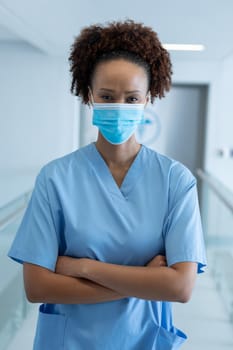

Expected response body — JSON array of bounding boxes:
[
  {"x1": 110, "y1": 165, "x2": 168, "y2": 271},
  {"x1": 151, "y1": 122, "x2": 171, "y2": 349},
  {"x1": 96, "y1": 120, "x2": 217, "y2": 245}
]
[{"x1": 136, "y1": 84, "x2": 208, "y2": 194}]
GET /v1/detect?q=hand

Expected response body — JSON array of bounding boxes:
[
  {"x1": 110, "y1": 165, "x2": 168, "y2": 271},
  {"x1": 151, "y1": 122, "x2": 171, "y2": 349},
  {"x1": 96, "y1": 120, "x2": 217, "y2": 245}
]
[{"x1": 146, "y1": 254, "x2": 167, "y2": 268}]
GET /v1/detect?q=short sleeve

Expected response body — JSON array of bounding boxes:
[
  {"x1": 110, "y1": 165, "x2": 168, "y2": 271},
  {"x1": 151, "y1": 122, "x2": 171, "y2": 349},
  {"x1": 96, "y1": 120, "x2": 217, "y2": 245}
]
[
  {"x1": 8, "y1": 167, "x2": 60, "y2": 271},
  {"x1": 163, "y1": 163, "x2": 207, "y2": 273}
]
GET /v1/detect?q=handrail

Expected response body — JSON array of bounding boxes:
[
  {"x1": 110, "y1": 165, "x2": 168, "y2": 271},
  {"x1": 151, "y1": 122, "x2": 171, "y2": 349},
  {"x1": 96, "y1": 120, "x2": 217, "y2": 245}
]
[
  {"x1": 0, "y1": 190, "x2": 32, "y2": 231},
  {"x1": 0, "y1": 189, "x2": 32, "y2": 211},
  {"x1": 196, "y1": 169, "x2": 233, "y2": 214}
]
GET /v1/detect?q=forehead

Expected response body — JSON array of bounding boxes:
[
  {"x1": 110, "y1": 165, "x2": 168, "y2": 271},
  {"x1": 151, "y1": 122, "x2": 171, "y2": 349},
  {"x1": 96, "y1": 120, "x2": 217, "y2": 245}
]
[{"x1": 91, "y1": 59, "x2": 148, "y2": 92}]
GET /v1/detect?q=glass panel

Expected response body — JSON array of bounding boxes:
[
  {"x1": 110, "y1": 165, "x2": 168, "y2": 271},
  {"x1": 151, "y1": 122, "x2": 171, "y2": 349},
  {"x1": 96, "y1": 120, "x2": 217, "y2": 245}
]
[
  {"x1": 0, "y1": 193, "x2": 32, "y2": 350},
  {"x1": 200, "y1": 175, "x2": 233, "y2": 322}
]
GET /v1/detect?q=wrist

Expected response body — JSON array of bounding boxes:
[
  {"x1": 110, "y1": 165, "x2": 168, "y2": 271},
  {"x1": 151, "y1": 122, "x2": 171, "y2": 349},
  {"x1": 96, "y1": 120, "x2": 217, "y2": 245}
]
[
  {"x1": 66, "y1": 257, "x2": 89, "y2": 278},
  {"x1": 56, "y1": 256, "x2": 85, "y2": 278},
  {"x1": 79, "y1": 258, "x2": 92, "y2": 278}
]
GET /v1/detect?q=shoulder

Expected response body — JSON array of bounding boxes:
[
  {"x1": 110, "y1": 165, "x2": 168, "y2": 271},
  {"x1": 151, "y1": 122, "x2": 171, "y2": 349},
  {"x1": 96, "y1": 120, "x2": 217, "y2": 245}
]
[
  {"x1": 36, "y1": 144, "x2": 92, "y2": 184},
  {"x1": 142, "y1": 144, "x2": 196, "y2": 186}
]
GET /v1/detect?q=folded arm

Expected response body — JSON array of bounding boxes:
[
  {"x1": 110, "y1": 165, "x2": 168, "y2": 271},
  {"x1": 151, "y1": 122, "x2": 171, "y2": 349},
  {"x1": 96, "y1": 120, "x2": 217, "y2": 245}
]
[
  {"x1": 56, "y1": 255, "x2": 197, "y2": 303},
  {"x1": 24, "y1": 254, "x2": 196, "y2": 304},
  {"x1": 23, "y1": 262, "x2": 127, "y2": 304},
  {"x1": 23, "y1": 255, "x2": 166, "y2": 304}
]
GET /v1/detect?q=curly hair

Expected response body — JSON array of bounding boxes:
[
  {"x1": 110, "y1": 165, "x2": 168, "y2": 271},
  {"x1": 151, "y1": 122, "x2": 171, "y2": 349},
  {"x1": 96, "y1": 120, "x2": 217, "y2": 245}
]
[{"x1": 69, "y1": 19, "x2": 172, "y2": 104}]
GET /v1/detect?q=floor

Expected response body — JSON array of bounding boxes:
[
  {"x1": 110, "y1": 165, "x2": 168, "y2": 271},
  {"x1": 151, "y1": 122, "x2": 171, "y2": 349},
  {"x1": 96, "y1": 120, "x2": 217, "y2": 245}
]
[
  {"x1": 5, "y1": 265, "x2": 233, "y2": 350},
  {"x1": 173, "y1": 268, "x2": 233, "y2": 350}
]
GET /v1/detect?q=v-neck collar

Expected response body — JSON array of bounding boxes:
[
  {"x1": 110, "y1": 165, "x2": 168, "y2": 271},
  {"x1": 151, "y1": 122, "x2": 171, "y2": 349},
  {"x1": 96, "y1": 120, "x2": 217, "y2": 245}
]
[{"x1": 84, "y1": 142, "x2": 145, "y2": 199}]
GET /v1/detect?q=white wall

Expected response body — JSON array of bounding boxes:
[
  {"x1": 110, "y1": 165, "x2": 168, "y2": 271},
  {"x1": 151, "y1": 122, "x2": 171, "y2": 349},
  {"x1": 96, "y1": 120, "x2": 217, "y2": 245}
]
[
  {"x1": 0, "y1": 42, "x2": 77, "y2": 175},
  {"x1": 205, "y1": 54, "x2": 233, "y2": 191}
]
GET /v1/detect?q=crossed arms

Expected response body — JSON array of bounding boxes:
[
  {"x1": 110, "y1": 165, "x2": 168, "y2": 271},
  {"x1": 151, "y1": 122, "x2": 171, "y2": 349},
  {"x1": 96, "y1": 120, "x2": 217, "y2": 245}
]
[{"x1": 23, "y1": 254, "x2": 197, "y2": 304}]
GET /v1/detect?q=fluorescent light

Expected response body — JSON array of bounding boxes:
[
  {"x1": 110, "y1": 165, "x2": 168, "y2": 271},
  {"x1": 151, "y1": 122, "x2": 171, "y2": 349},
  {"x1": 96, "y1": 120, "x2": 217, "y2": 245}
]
[{"x1": 162, "y1": 44, "x2": 205, "y2": 52}]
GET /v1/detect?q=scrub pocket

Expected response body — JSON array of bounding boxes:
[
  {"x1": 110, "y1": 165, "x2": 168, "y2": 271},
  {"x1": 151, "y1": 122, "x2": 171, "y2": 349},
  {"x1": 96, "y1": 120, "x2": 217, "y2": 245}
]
[
  {"x1": 155, "y1": 325, "x2": 187, "y2": 350},
  {"x1": 33, "y1": 304, "x2": 67, "y2": 350}
]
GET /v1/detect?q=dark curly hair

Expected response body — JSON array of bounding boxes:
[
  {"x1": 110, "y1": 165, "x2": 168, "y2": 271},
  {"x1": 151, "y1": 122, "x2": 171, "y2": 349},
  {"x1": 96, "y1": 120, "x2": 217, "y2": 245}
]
[{"x1": 69, "y1": 19, "x2": 172, "y2": 104}]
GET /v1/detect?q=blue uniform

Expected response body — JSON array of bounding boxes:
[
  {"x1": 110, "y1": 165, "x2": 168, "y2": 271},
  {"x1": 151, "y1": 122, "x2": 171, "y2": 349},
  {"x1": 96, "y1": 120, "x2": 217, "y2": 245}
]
[{"x1": 8, "y1": 143, "x2": 206, "y2": 350}]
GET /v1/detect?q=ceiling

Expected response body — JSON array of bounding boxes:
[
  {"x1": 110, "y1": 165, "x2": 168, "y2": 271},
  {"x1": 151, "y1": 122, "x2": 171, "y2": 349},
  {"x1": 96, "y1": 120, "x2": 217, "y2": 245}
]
[{"x1": 0, "y1": 0, "x2": 232, "y2": 61}]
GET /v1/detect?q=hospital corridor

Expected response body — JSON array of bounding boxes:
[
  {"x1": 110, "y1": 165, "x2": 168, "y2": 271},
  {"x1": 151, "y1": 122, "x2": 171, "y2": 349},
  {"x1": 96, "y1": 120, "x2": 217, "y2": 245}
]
[{"x1": 1, "y1": 1, "x2": 233, "y2": 349}]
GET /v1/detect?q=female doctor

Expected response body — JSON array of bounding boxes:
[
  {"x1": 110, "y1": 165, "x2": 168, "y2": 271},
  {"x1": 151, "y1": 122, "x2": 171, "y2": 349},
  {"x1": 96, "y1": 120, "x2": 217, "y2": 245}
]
[{"x1": 8, "y1": 20, "x2": 206, "y2": 349}]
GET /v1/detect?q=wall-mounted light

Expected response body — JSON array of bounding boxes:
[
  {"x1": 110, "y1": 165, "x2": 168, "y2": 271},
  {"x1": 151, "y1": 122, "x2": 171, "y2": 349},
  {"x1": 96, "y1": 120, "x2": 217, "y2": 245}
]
[{"x1": 163, "y1": 44, "x2": 205, "y2": 51}]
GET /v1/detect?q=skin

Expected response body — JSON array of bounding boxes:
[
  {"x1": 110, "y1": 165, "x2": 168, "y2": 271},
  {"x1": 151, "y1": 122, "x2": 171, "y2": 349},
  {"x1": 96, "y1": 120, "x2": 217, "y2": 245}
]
[
  {"x1": 89, "y1": 59, "x2": 150, "y2": 187},
  {"x1": 24, "y1": 59, "x2": 197, "y2": 304}
]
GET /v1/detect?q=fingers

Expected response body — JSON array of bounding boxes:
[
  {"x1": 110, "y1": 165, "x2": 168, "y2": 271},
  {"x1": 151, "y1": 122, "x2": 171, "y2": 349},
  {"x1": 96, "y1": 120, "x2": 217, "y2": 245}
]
[
  {"x1": 159, "y1": 257, "x2": 167, "y2": 267},
  {"x1": 146, "y1": 254, "x2": 167, "y2": 268},
  {"x1": 156, "y1": 255, "x2": 167, "y2": 266}
]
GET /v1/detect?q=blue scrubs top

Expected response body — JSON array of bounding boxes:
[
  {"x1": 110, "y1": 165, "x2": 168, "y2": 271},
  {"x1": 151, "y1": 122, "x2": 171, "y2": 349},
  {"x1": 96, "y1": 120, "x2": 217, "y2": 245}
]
[{"x1": 8, "y1": 143, "x2": 206, "y2": 350}]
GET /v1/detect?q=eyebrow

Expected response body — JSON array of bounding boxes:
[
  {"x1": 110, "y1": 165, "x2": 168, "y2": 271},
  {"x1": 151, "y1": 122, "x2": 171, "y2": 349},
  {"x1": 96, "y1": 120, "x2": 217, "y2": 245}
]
[{"x1": 99, "y1": 88, "x2": 142, "y2": 93}]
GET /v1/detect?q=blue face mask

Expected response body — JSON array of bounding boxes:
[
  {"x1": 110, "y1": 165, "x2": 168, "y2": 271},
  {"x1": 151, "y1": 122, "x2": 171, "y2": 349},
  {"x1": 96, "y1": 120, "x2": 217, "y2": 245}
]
[{"x1": 92, "y1": 103, "x2": 146, "y2": 145}]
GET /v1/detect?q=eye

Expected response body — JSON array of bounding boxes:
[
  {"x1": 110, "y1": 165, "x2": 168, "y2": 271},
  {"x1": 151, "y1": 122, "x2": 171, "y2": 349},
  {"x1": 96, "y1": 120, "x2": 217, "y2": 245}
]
[
  {"x1": 127, "y1": 97, "x2": 139, "y2": 103},
  {"x1": 101, "y1": 95, "x2": 113, "y2": 101}
]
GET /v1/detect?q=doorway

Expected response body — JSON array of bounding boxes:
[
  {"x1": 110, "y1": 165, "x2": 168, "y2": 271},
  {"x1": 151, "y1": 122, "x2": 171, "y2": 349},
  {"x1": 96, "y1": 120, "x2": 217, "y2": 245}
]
[{"x1": 137, "y1": 84, "x2": 208, "y2": 195}]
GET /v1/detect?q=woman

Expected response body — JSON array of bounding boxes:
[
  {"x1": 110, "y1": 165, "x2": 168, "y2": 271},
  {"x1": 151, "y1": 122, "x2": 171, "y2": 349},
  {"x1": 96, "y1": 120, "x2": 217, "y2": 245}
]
[{"x1": 8, "y1": 20, "x2": 206, "y2": 349}]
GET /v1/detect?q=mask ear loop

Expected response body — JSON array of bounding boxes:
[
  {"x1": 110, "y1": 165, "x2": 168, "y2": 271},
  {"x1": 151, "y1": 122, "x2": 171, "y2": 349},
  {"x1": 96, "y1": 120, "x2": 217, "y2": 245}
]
[
  {"x1": 88, "y1": 87, "x2": 94, "y2": 106},
  {"x1": 145, "y1": 91, "x2": 151, "y2": 107}
]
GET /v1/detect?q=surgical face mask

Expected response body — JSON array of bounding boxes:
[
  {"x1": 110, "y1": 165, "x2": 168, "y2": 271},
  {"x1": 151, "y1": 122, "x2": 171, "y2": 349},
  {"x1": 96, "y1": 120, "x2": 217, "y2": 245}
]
[{"x1": 91, "y1": 102, "x2": 147, "y2": 145}]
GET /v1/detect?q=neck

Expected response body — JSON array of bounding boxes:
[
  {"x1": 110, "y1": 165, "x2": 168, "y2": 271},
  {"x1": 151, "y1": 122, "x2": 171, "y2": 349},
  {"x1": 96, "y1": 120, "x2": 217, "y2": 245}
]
[{"x1": 95, "y1": 133, "x2": 141, "y2": 167}]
